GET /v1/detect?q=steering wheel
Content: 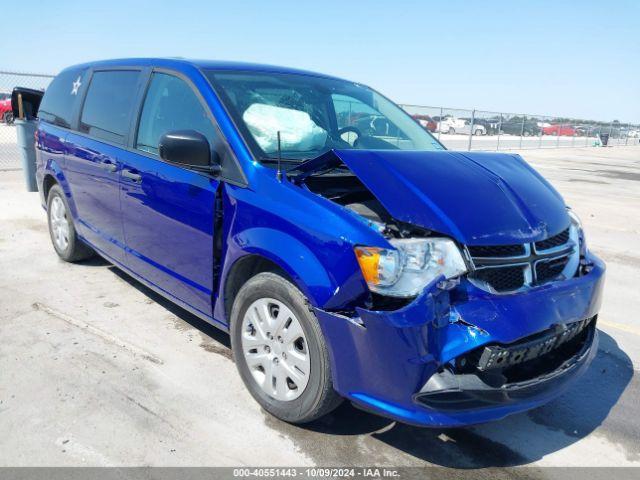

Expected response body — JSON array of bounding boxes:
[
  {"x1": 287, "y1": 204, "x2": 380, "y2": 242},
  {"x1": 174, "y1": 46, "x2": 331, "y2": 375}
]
[{"x1": 337, "y1": 126, "x2": 363, "y2": 145}]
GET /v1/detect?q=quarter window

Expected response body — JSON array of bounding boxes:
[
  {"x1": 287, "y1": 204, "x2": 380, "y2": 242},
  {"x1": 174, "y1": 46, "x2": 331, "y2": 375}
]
[
  {"x1": 136, "y1": 73, "x2": 216, "y2": 155},
  {"x1": 38, "y1": 68, "x2": 88, "y2": 128},
  {"x1": 79, "y1": 70, "x2": 140, "y2": 145}
]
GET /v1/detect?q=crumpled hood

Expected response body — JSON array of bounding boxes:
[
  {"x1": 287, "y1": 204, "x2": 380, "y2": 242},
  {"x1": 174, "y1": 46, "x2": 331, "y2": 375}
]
[{"x1": 299, "y1": 149, "x2": 570, "y2": 245}]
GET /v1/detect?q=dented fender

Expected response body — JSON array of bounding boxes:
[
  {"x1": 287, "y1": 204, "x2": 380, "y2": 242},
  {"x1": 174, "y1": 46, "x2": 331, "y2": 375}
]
[{"x1": 314, "y1": 275, "x2": 471, "y2": 407}]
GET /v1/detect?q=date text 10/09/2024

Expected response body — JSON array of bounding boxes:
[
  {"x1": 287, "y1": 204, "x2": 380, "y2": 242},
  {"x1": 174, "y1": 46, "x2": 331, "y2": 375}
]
[{"x1": 232, "y1": 468, "x2": 401, "y2": 478}]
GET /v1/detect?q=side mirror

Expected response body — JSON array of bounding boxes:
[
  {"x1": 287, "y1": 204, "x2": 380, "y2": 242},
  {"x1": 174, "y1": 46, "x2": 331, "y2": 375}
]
[{"x1": 159, "y1": 130, "x2": 220, "y2": 174}]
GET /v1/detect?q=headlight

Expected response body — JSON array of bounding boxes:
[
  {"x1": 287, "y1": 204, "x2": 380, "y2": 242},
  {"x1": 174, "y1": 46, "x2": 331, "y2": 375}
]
[
  {"x1": 567, "y1": 208, "x2": 583, "y2": 230},
  {"x1": 354, "y1": 238, "x2": 467, "y2": 298},
  {"x1": 567, "y1": 208, "x2": 587, "y2": 255}
]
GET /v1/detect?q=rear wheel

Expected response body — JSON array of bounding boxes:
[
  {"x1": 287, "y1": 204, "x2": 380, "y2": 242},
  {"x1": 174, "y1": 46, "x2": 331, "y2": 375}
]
[
  {"x1": 47, "y1": 184, "x2": 94, "y2": 262},
  {"x1": 230, "y1": 272, "x2": 342, "y2": 423},
  {"x1": 3, "y1": 111, "x2": 14, "y2": 125},
  {"x1": 448, "y1": 127, "x2": 455, "y2": 134}
]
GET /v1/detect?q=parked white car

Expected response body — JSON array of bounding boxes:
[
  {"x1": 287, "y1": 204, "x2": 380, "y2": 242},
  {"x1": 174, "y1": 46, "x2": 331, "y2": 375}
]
[{"x1": 437, "y1": 117, "x2": 485, "y2": 135}]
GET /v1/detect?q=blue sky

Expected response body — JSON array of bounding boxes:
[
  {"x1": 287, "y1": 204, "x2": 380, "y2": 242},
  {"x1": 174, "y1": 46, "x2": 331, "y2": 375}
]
[{"x1": 3, "y1": 0, "x2": 638, "y2": 122}]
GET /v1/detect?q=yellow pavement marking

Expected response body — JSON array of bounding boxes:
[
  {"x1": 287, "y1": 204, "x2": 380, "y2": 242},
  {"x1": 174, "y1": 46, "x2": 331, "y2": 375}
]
[{"x1": 599, "y1": 320, "x2": 640, "y2": 336}]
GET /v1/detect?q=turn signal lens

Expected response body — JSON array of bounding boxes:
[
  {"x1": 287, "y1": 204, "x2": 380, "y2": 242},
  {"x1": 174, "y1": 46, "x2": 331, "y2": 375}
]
[
  {"x1": 355, "y1": 246, "x2": 402, "y2": 288},
  {"x1": 355, "y1": 247, "x2": 381, "y2": 284}
]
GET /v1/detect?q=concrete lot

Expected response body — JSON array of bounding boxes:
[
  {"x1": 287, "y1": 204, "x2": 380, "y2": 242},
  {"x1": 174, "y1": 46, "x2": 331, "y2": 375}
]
[{"x1": 0, "y1": 146, "x2": 639, "y2": 470}]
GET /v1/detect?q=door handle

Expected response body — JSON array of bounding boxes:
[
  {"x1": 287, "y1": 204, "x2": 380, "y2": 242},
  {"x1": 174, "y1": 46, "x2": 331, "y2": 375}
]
[
  {"x1": 100, "y1": 161, "x2": 117, "y2": 173},
  {"x1": 122, "y1": 169, "x2": 142, "y2": 183}
]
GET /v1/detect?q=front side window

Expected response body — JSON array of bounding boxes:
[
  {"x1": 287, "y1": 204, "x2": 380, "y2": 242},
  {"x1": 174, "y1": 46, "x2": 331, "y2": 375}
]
[
  {"x1": 39, "y1": 68, "x2": 88, "y2": 128},
  {"x1": 79, "y1": 70, "x2": 140, "y2": 144},
  {"x1": 136, "y1": 73, "x2": 216, "y2": 155},
  {"x1": 206, "y1": 70, "x2": 444, "y2": 163}
]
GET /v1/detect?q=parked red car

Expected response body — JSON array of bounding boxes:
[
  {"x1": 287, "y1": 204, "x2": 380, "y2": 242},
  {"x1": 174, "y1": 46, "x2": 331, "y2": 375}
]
[
  {"x1": 0, "y1": 97, "x2": 14, "y2": 124},
  {"x1": 412, "y1": 114, "x2": 437, "y2": 132},
  {"x1": 543, "y1": 124, "x2": 576, "y2": 136}
]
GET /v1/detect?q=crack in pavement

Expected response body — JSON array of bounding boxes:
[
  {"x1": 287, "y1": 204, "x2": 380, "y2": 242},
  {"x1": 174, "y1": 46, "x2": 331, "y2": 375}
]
[{"x1": 31, "y1": 302, "x2": 163, "y2": 365}]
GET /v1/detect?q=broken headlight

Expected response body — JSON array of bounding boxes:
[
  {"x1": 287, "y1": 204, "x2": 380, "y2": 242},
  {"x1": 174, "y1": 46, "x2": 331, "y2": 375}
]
[{"x1": 354, "y1": 238, "x2": 467, "y2": 298}]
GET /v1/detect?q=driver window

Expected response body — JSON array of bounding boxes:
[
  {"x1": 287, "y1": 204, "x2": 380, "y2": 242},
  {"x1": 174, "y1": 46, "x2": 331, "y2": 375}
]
[{"x1": 136, "y1": 73, "x2": 216, "y2": 155}]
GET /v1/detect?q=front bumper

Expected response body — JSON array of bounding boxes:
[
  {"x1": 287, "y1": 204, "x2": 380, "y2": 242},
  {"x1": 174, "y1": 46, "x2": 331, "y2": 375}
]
[{"x1": 315, "y1": 253, "x2": 605, "y2": 427}]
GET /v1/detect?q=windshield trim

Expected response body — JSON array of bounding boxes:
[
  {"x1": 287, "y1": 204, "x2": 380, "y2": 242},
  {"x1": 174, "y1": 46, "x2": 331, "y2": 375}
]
[{"x1": 202, "y1": 68, "x2": 446, "y2": 166}]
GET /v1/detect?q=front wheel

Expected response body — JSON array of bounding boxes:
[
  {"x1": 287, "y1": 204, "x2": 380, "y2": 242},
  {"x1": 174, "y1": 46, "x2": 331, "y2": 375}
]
[{"x1": 230, "y1": 272, "x2": 342, "y2": 424}]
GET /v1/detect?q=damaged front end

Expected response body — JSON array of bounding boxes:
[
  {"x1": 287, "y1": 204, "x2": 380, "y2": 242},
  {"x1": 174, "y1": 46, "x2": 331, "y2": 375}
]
[
  {"x1": 314, "y1": 258, "x2": 604, "y2": 427},
  {"x1": 416, "y1": 315, "x2": 598, "y2": 412},
  {"x1": 295, "y1": 149, "x2": 605, "y2": 427}
]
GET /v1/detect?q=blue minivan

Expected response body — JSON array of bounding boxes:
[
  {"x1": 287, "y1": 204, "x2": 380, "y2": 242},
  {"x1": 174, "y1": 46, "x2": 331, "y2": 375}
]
[{"x1": 32, "y1": 58, "x2": 604, "y2": 427}]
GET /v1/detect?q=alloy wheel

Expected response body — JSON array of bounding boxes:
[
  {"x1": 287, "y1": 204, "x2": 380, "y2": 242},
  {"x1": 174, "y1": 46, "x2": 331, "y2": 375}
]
[{"x1": 50, "y1": 196, "x2": 70, "y2": 252}]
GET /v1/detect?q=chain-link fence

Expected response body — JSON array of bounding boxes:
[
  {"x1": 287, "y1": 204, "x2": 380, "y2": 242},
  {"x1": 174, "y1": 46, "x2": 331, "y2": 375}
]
[
  {"x1": 0, "y1": 71, "x2": 53, "y2": 170},
  {"x1": 401, "y1": 104, "x2": 640, "y2": 152},
  {"x1": 1, "y1": 70, "x2": 638, "y2": 171}
]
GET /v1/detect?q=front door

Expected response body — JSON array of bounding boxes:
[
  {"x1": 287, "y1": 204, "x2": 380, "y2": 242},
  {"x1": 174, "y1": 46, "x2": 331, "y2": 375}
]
[{"x1": 119, "y1": 72, "x2": 220, "y2": 318}]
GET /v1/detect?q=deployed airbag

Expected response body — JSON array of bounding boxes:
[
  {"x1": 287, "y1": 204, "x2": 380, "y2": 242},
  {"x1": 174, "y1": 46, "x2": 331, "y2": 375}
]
[{"x1": 243, "y1": 103, "x2": 328, "y2": 154}]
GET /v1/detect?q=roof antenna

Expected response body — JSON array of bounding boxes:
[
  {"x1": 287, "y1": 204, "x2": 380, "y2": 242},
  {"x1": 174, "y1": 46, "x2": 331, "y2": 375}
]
[{"x1": 276, "y1": 130, "x2": 283, "y2": 182}]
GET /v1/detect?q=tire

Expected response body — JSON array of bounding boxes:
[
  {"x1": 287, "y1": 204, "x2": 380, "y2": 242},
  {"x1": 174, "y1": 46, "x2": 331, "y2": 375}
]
[
  {"x1": 448, "y1": 127, "x2": 455, "y2": 135},
  {"x1": 230, "y1": 271, "x2": 342, "y2": 424},
  {"x1": 47, "y1": 184, "x2": 95, "y2": 262},
  {"x1": 3, "y1": 111, "x2": 14, "y2": 125}
]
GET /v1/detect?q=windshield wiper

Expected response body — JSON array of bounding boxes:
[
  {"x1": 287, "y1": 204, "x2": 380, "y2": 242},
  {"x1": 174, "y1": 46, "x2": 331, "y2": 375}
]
[
  {"x1": 259, "y1": 157, "x2": 305, "y2": 165},
  {"x1": 286, "y1": 150, "x2": 348, "y2": 183},
  {"x1": 260, "y1": 151, "x2": 352, "y2": 182}
]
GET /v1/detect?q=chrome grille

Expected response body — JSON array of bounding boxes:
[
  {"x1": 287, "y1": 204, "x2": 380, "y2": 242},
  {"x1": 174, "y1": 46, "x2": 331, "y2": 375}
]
[{"x1": 467, "y1": 226, "x2": 579, "y2": 293}]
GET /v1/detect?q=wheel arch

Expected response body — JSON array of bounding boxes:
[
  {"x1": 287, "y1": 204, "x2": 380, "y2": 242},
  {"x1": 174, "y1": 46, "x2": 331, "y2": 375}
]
[
  {"x1": 222, "y1": 254, "x2": 294, "y2": 322},
  {"x1": 215, "y1": 227, "x2": 346, "y2": 326},
  {"x1": 42, "y1": 173, "x2": 58, "y2": 202},
  {"x1": 40, "y1": 161, "x2": 80, "y2": 219}
]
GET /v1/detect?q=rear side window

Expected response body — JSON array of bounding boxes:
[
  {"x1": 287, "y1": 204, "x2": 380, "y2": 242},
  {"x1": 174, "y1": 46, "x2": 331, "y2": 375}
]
[
  {"x1": 79, "y1": 70, "x2": 140, "y2": 145},
  {"x1": 38, "y1": 68, "x2": 88, "y2": 128},
  {"x1": 136, "y1": 73, "x2": 216, "y2": 155}
]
